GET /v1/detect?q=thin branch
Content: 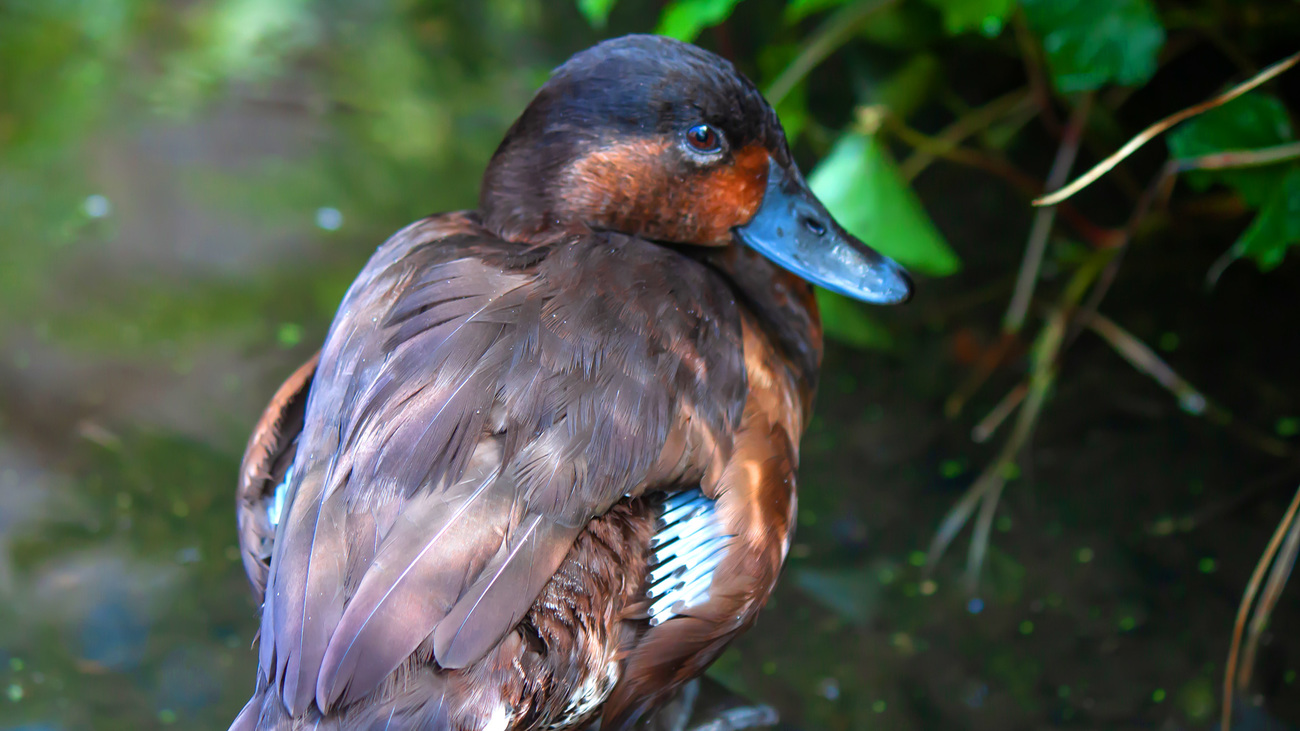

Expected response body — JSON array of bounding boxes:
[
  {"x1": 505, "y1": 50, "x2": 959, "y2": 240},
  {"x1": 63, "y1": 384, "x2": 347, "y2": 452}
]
[
  {"x1": 1068, "y1": 86, "x2": 1300, "y2": 350},
  {"x1": 1079, "y1": 142, "x2": 1300, "y2": 313},
  {"x1": 1004, "y1": 94, "x2": 1094, "y2": 334},
  {"x1": 1188, "y1": 141, "x2": 1300, "y2": 285},
  {"x1": 1035, "y1": 49, "x2": 1300, "y2": 207},
  {"x1": 1068, "y1": 161, "x2": 1180, "y2": 349},
  {"x1": 1048, "y1": 96, "x2": 1300, "y2": 319},
  {"x1": 965, "y1": 469, "x2": 1008, "y2": 592},
  {"x1": 1223, "y1": 485, "x2": 1300, "y2": 731},
  {"x1": 928, "y1": 251, "x2": 1112, "y2": 583},
  {"x1": 1239, "y1": 502, "x2": 1300, "y2": 694},
  {"x1": 948, "y1": 277, "x2": 1293, "y2": 590},
  {"x1": 930, "y1": 306, "x2": 1066, "y2": 587},
  {"x1": 945, "y1": 334, "x2": 1016, "y2": 419},
  {"x1": 1080, "y1": 126, "x2": 1146, "y2": 203},
  {"x1": 951, "y1": 157, "x2": 1172, "y2": 425},
  {"x1": 1012, "y1": 9, "x2": 1062, "y2": 136},
  {"x1": 972, "y1": 383, "x2": 1029, "y2": 443},
  {"x1": 885, "y1": 112, "x2": 1121, "y2": 252},
  {"x1": 926, "y1": 453, "x2": 1010, "y2": 579},
  {"x1": 888, "y1": 118, "x2": 1046, "y2": 191},
  {"x1": 1174, "y1": 141, "x2": 1300, "y2": 172},
  {"x1": 765, "y1": 0, "x2": 898, "y2": 106},
  {"x1": 899, "y1": 89, "x2": 1035, "y2": 182},
  {"x1": 1084, "y1": 313, "x2": 1210, "y2": 414},
  {"x1": 1084, "y1": 313, "x2": 1293, "y2": 458}
]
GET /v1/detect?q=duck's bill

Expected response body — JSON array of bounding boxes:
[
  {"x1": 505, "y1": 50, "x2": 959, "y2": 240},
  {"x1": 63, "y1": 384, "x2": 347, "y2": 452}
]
[{"x1": 734, "y1": 159, "x2": 913, "y2": 305}]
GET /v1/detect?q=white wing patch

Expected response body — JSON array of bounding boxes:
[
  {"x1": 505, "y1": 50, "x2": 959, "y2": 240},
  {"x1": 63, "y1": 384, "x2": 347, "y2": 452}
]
[
  {"x1": 646, "y1": 488, "x2": 733, "y2": 625},
  {"x1": 267, "y1": 465, "x2": 292, "y2": 528}
]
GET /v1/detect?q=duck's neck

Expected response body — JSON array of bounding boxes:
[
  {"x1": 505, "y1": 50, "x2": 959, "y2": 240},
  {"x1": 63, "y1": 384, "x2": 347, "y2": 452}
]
[{"x1": 700, "y1": 244, "x2": 823, "y2": 412}]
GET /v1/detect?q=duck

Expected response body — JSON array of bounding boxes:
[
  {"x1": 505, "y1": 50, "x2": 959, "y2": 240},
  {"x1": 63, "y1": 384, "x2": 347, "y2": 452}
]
[{"x1": 230, "y1": 34, "x2": 911, "y2": 731}]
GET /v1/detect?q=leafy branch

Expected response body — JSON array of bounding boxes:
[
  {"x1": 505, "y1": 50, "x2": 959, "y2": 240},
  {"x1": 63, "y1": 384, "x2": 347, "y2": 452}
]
[{"x1": 573, "y1": 0, "x2": 1300, "y2": 724}]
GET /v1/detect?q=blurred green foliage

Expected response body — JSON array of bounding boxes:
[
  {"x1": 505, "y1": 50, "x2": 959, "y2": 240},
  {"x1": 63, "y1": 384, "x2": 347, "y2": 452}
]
[
  {"x1": 1021, "y1": 0, "x2": 1165, "y2": 91},
  {"x1": 1168, "y1": 92, "x2": 1300, "y2": 270},
  {"x1": 656, "y1": 0, "x2": 748, "y2": 41},
  {"x1": 809, "y1": 131, "x2": 960, "y2": 277},
  {"x1": 577, "y1": 0, "x2": 1297, "y2": 347},
  {"x1": 1169, "y1": 94, "x2": 1295, "y2": 206},
  {"x1": 0, "y1": 0, "x2": 544, "y2": 360},
  {"x1": 577, "y1": 0, "x2": 618, "y2": 28},
  {"x1": 921, "y1": 0, "x2": 1015, "y2": 36},
  {"x1": 6, "y1": 0, "x2": 1292, "y2": 358}
]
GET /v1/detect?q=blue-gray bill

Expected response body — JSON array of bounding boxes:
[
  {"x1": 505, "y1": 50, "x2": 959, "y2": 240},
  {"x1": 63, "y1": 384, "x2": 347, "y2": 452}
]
[{"x1": 734, "y1": 158, "x2": 913, "y2": 305}]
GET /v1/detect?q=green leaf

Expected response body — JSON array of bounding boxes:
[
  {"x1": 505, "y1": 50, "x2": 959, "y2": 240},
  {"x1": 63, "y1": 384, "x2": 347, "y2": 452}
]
[
  {"x1": 809, "y1": 132, "x2": 961, "y2": 276},
  {"x1": 784, "y1": 0, "x2": 852, "y2": 23},
  {"x1": 1166, "y1": 92, "x2": 1294, "y2": 207},
  {"x1": 1231, "y1": 165, "x2": 1300, "y2": 271},
  {"x1": 816, "y1": 288, "x2": 894, "y2": 349},
  {"x1": 655, "y1": 0, "x2": 746, "y2": 42},
  {"x1": 1021, "y1": 0, "x2": 1165, "y2": 92},
  {"x1": 922, "y1": 0, "x2": 1016, "y2": 36},
  {"x1": 576, "y1": 0, "x2": 617, "y2": 28},
  {"x1": 1165, "y1": 93, "x2": 1300, "y2": 271}
]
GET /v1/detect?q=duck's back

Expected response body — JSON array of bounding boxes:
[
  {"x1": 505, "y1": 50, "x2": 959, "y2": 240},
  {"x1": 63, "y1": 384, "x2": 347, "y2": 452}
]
[{"x1": 233, "y1": 212, "x2": 810, "y2": 730}]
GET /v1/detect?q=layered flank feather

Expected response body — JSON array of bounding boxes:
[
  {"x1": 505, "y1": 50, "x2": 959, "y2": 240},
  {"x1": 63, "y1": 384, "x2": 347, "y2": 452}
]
[
  {"x1": 265, "y1": 244, "x2": 540, "y2": 715},
  {"x1": 223, "y1": 32, "x2": 851, "y2": 729},
  {"x1": 432, "y1": 514, "x2": 579, "y2": 668},
  {"x1": 600, "y1": 317, "x2": 801, "y2": 728},
  {"x1": 315, "y1": 439, "x2": 512, "y2": 707},
  {"x1": 251, "y1": 217, "x2": 748, "y2": 723}
]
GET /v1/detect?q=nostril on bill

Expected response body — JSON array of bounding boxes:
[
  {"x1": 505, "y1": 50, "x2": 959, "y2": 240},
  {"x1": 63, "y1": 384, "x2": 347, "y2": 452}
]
[{"x1": 800, "y1": 215, "x2": 826, "y2": 236}]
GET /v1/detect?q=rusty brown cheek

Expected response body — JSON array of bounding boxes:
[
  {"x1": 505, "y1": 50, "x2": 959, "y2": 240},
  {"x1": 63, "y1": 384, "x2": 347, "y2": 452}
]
[
  {"x1": 681, "y1": 144, "x2": 769, "y2": 244},
  {"x1": 561, "y1": 141, "x2": 770, "y2": 246}
]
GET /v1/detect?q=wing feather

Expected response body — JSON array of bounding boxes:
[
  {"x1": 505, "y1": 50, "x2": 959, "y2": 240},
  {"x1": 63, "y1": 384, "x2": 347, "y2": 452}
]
[
  {"x1": 432, "y1": 514, "x2": 581, "y2": 668},
  {"x1": 244, "y1": 216, "x2": 750, "y2": 722},
  {"x1": 316, "y1": 439, "x2": 511, "y2": 708},
  {"x1": 271, "y1": 456, "x2": 348, "y2": 715},
  {"x1": 269, "y1": 250, "x2": 530, "y2": 713}
]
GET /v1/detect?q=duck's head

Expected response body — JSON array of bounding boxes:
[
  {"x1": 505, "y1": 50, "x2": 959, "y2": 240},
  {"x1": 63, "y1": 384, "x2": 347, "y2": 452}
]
[{"x1": 480, "y1": 34, "x2": 912, "y2": 305}]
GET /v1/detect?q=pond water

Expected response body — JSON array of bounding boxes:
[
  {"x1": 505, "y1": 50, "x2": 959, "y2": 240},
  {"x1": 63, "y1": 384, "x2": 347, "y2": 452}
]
[{"x1": 2, "y1": 2, "x2": 1298, "y2": 730}]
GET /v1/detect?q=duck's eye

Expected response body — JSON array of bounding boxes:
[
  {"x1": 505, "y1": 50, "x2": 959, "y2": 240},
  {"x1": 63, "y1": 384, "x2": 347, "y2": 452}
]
[{"x1": 684, "y1": 124, "x2": 723, "y2": 154}]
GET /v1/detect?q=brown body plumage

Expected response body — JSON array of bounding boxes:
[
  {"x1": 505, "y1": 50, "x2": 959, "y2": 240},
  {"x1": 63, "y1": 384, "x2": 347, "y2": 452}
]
[{"x1": 231, "y1": 35, "x2": 910, "y2": 731}]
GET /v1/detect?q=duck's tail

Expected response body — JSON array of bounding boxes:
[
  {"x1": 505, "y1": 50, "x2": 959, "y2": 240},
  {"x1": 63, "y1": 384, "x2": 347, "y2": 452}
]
[
  {"x1": 228, "y1": 674, "x2": 456, "y2": 731},
  {"x1": 228, "y1": 682, "x2": 346, "y2": 731},
  {"x1": 228, "y1": 686, "x2": 311, "y2": 731}
]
